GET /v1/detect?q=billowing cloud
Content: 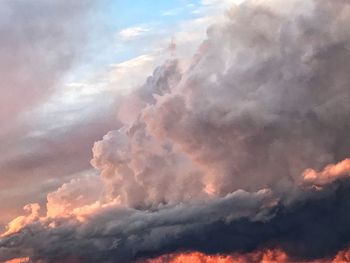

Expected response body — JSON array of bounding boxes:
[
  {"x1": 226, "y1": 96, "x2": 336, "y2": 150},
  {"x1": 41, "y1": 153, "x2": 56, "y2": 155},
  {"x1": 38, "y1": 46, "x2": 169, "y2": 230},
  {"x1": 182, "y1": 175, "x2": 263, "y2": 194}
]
[
  {"x1": 303, "y1": 158, "x2": 350, "y2": 185},
  {"x1": 46, "y1": 176, "x2": 104, "y2": 219},
  {"x1": 1, "y1": 204, "x2": 40, "y2": 237},
  {"x1": 140, "y1": 0, "x2": 350, "y2": 196},
  {"x1": 0, "y1": 188, "x2": 276, "y2": 262},
  {"x1": 2, "y1": 177, "x2": 350, "y2": 262},
  {"x1": 93, "y1": 0, "x2": 350, "y2": 205},
  {"x1": 1, "y1": 0, "x2": 350, "y2": 262}
]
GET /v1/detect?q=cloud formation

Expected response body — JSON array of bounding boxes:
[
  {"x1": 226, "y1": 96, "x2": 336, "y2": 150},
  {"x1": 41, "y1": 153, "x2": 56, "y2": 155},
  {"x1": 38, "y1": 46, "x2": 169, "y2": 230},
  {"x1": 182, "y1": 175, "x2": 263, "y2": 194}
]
[
  {"x1": 0, "y1": 0, "x2": 95, "y2": 125},
  {"x1": 91, "y1": 0, "x2": 350, "y2": 205},
  {"x1": 1, "y1": 0, "x2": 350, "y2": 262},
  {"x1": 118, "y1": 26, "x2": 152, "y2": 41},
  {"x1": 0, "y1": 0, "x2": 118, "y2": 226}
]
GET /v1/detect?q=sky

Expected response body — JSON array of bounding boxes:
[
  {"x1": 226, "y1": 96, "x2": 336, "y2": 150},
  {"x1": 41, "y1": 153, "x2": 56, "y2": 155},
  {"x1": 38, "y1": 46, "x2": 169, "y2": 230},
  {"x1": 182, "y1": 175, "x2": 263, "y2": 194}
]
[
  {"x1": 1, "y1": 0, "x2": 350, "y2": 263},
  {"x1": 0, "y1": 0, "x2": 232, "y2": 227}
]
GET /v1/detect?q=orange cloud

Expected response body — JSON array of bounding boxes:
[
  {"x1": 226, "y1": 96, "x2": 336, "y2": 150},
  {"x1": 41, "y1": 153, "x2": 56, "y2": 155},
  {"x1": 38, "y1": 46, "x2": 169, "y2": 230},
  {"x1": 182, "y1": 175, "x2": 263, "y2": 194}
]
[
  {"x1": 146, "y1": 248, "x2": 350, "y2": 263},
  {"x1": 1, "y1": 203, "x2": 40, "y2": 237},
  {"x1": 146, "y1": 250, "x2": 289, "y2": 263},
  {"x1": 4, "y1": 258, "x2": 29, "y2": 263},
  {"x1": 303, "y1": 158, "x2": 350, "y2": 185}
]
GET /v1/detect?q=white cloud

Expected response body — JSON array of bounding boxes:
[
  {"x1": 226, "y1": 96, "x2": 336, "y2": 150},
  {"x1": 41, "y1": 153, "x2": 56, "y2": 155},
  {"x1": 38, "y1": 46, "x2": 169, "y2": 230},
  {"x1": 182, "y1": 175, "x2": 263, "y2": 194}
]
[
  {"x1": 118, "y1": 26, "x2": 152, "y2": 41},
  {"x1": 109, "y1": 54, "x2": 160, "y2": 93},
  {"x1": 202, "y1": 0, "x2": 245, "y2": 5}
]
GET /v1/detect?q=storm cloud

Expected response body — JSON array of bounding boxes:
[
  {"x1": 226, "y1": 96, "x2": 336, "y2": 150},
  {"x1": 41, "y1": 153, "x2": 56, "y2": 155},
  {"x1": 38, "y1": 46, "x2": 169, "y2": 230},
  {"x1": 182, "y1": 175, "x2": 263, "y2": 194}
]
[
  {"x1": 2, "y1": 177, "x2": 350, "y2": 262},
  {"x1": 1, "y1": 0, "x2": 350, "y2": 262}
]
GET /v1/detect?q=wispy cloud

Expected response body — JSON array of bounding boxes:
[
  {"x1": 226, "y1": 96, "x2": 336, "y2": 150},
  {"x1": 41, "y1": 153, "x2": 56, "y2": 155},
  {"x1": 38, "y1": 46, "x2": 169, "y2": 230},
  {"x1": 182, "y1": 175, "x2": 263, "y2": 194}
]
[{"x1": 118, "y1": 25, "x2": 152, "y2": 41}]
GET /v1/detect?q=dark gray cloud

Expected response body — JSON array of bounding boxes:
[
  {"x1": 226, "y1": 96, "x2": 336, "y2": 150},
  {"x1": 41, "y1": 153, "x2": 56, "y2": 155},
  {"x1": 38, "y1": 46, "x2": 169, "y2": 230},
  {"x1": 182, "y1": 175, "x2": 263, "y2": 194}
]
[
  {"x1": 2, "y1": 178, "x2": 350, "y2": 263},
  {"x1": 0, "y1": 188, "x2": 275, "y2": 262}
]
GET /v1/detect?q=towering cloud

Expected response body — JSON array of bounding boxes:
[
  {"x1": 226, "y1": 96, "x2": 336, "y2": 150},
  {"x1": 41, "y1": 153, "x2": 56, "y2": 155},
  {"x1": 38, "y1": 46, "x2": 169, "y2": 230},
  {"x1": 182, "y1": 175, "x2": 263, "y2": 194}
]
[
  {"x1": 91, "y1": 0, "x2": 350, "y2": 204},
  {"x1": 1, "y1": 0, "x2": 350, "y2": 262}
]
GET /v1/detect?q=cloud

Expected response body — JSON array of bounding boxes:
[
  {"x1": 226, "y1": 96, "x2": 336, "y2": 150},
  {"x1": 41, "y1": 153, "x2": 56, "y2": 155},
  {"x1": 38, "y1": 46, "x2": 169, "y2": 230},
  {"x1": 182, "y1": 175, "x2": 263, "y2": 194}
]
[
  {"x1": 4, "y1": 258, "x2": 30, "y2": 263},
  {"x1": 140, "y1": 0, "x2": 350, "y2": 196},
  {"x1": 0, "y1": 0, "x2": 112, "y2": 228},
  {"x1": 46, "y1": 176, "x2": 104, "y2": 219},
  {"x1": 0, "y1": 188, "x2": 276, "y2": 262},
  {"x1": 201, "y1": 0, "x2": 245, "y2": 6},
  {"x1": 2, "y1": 0, "x2": 350, "y2": 262},
  {"x1": 303, "y1": 158, "x2": 350, "y2": 185},
  {"x1": 118, "y1": 26, "x2": 152, "y2": 41},
  {"x1": 86, "y1": 0, "x2": 350, "y2": 211},
  {"x1": 110, "y1": 55, "x2": 159, "y2": 93},
  {"x1": 1, "y1": 204, "x2": 40, "y2": 237},
  {"x1": 0, "y1": 101, "x2": 118, "y2": 227},
  {"x1": 0, "y1": 0, "x2": 124, "y2": 227},
  {"x1": 0, "y1": 0, "x2": 96, "y2": 126},
  {"x1": 3, "y1": 177, "x2": 350, "y2": 262}
]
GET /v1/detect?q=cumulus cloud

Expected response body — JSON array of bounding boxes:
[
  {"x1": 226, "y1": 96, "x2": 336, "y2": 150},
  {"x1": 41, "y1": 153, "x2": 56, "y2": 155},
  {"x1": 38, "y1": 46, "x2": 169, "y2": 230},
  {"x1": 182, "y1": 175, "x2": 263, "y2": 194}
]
[
  {"x1": 46, "y1": 176, "x2": 104, "y2": 219},
  {"x1": 140, "y1": 0, "x2": 350, "y2": 196},
  {"x1": 303, "y1": 158, "x2": 350, "y2": 185},
  {"x1": 1, "y1": 204, "x2": 40, "y2": 237},
  {"x1": 2, "y1": 0, "x2": 350, "y2": 262},
  {"x1": 93, "y1": 0, "x2": 350, "y2": 205}
]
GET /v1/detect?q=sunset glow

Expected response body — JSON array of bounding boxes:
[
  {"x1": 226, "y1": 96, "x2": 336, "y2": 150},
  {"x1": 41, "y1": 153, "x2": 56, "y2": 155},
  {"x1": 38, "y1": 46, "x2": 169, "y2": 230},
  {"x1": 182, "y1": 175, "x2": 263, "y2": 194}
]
[{"x1": 148, "y1": 249, "x2": 350, "y2": 263}]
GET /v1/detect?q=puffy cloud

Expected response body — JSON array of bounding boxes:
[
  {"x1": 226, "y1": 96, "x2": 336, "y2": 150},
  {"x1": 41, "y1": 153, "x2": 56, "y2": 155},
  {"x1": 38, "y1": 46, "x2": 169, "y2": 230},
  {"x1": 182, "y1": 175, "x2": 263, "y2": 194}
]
[
  {"x1": 91, "y1": 60, "x2": 207, "y2": 207},
  {"x1": 46, "y1": 176, "x2": 104, "y2": 219},
  {"x1": 2, "y1": 0, "x2": 350, "y2": 262},
  {"x1": 1, "y1": 204, "x2": 41, "y2": 237},
  {"x1": 303, "y1": 158, "x2": 350, "y2": 185},
  {"x1": 94, "y1": 0, "x2": 350, "y2": 207},
  {"x1": 140, "y1": 0, "x2": 350, "y2": 196}
]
